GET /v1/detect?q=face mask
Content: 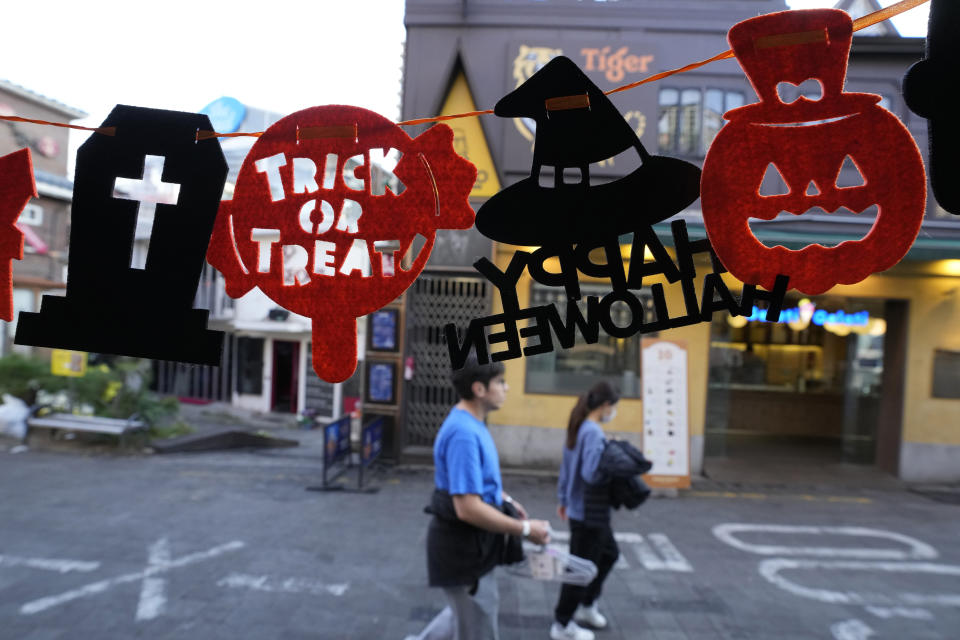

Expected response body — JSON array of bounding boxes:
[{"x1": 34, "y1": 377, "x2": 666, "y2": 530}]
[{"x1": 600, "y1": 407, "x2": 617, "y2": 423}]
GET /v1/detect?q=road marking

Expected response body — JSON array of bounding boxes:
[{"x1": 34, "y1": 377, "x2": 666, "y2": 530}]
[
  {"x1": 712, "y1": 524, "x2": 938, "y2": 560},
  {"x1": 647, "y1": 534, "x2": 693, "y2": 572},
  {"x1": 631, "y1": 536, "x2": 666, "y2": 571},
  {"x1": 136, "y1": 538, "x2": 170, "y2": 621},
  {"x1": 549, "y1": 531, "x2": 692, "y2": 572},
  {"x1": 21, "y1": 540, "x2": 245, "y2": 615},
  {"x1": 865, "y1": 606, "x2": 933, "y2": 620},
  {"x1": 218, "y1": 573, "x2": 349, "y2": 596},
  {"x1": 831, "y1": 618, "x2": 875, "y2": 640},
  {"x1": 691, "y1": 491, "x2": 871, "y2": 504},
  {"x1": 758, "y1": 559, "x2": 960, "y2": 607},
  {"x1": 0, "y1": 555, "x2": 100, "y2": 573}
]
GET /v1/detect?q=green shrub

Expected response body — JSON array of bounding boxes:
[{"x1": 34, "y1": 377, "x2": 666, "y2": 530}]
[
  {"x1": 0, "y1": 354, "x2": 180, "y2": 428},
  {"x1": 0, "y1": 354, "x2": 67, "y2": 403}
]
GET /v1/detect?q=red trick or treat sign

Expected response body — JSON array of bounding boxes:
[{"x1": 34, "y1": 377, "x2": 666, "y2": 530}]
[{"x1": 207, "y1": 106, "x2": 476, "y2": 383}]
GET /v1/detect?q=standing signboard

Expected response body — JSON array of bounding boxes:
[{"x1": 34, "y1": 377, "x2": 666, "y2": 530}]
[
  {"x1": 361, "y1": 418, "x2": 384, "y2": 468},
  {"x1": 641, "y1": 338, "x2": 690, "y2": 489},
  {"x1": 321, "y1": 415, "x2": 352, "y2": 488}
]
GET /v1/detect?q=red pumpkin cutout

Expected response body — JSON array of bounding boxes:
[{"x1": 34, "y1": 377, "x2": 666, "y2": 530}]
[
  {"x1": 0, "y1": 148, "x2": 36, "y2": 321},
  {"x1": 701, "y1": 9, "x2": 926, "y2": 296},
  {"x1": 207, "y1": 106, "x2": 476, "y2": 383}
]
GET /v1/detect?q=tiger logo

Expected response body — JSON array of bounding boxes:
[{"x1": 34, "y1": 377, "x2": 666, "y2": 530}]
[{"x1": 512, "y1": 45, "x2": 563, "y2": 146}]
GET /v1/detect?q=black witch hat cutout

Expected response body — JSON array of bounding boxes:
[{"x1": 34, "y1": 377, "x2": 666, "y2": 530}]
[
  {"x1": 903, "y1": 0, "x2": 960, "y2": 215},
  {"x1": 476, "y1": 56, "x2": 701, "y2": 246}
]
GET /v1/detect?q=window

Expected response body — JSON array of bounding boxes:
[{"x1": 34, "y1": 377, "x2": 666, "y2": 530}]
[
  {"x1": 659, "y1": 88, "x2": 745, "y2": 156},
  {"x1": 524, "y1": 283, "x2": 655, "y2": 397},
  {"x1": 19, "y1": 203, "x2": 43, "y2": 226},
  {"x1": 932, "y1": 350, "x2": 960, "y2": 399},
  {"x1": 237, "y1": 337, "x2": 264, "y2": 395}
]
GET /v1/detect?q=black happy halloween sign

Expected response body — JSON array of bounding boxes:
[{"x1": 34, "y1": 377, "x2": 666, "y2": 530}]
[{"x1": 445, "y1": 220, "x2": 789, "y2": 370}]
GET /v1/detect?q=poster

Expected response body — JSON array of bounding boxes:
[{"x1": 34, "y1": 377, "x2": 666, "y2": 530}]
[
  {"x1": 641, "y1": 338, "x2": 690, "y2": 489},
  {"x1": 369, "y1": 309, "x2": 398, "y2": 351},
  {"x1": 366, "y1": 361, "x2": 396, "y2": 404}
]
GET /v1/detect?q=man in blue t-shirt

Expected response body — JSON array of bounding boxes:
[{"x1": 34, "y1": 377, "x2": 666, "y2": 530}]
[{"x1": 407, "y1": 356, "x2": 551, "y2": 640}]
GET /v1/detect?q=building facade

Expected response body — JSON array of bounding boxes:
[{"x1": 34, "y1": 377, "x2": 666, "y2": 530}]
[
  {"x1": 399, "y1": 0, "x2": 960, "y2": 482},
  {"x1": 0, "y1": 79, "x2": 85, "y2": 355}
]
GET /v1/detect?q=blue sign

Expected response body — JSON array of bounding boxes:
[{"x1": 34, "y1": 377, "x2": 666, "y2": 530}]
[
  {"x1": 200, "y1": 97, "x2": 246, "y2": 134},
  {"x1": 368, "y1": 363, "x2": 395, "y2": 403},
  {"x1": 370, "y1": 309, "x2": 397, "y2": 350},
  {"x1": 746, "y1": 304, "x2": 869, "y2": 327},
  {"x1": 323, "y1": 416, "x2": 351, "y2": 466},
  {"x1": 361, "y1": 418, "x2": 384, "y2": 467}
]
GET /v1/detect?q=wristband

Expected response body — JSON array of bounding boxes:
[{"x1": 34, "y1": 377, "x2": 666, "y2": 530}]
[{"x1": 521, "y1": 520, "x2": 531, "y2": 538}]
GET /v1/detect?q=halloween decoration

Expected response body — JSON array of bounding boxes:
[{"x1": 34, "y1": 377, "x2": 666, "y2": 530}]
[
  {"x1": 904, "y1": 0, "x2": 960, "y2": 215},
  {"x1": 474, "y1": 55, "x2": 701, "y2": 246},
  {"x1": 446, "y1": 219, "x2": 788, "y2": 370},
  {"x1": 701, "y1": 9, "x2": 926, "y2": 296},
  {"x1": 16, "y1": 105, "x2": 228, "y2": 363},
  {"x1": 207, "y1": 106, "x2": 475, "y2": 383},
  {"x1": 0, "y1": 148, "x2": 36, "y2": 321}
]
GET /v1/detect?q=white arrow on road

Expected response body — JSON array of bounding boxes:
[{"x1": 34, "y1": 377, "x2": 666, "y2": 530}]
[
  {"x1": 136, "y1": 537, "x2": 171, "y2": 621},
  {"x1": 759, "y1": 559, "x2": 960, "y2": 608},
  {"x1": 831, "y1": 619, "x2": 875, "y2": 640},
  {"x1": 218, "y1": 573, "x2": 349, "y2": 597},
  {"x1": 21, "y1": 540, "x2": 245, "y2": 616},
  {"x1": 712, "y1": 524, "x2": 938, "y2": 560},
  {"x1": 0, "y1": 555, "x2": 100, "y2": 573}
]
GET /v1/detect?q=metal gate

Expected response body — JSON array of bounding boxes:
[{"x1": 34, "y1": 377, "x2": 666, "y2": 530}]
[{"x1": 403, "y1": 274, "x2": 490, "y2": 449}]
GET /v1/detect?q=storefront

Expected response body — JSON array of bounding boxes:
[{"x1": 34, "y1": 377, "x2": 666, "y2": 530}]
[
  {"x1": 401, "y1": 0, "x2": 960, "y2": 481},
  {"x1": 706, "y1": 294, "x2": 889, "y2": 464}
]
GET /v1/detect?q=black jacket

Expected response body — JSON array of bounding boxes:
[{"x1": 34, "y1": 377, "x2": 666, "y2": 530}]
[
  {"x1": 424, "y1": 489, "x2": 525, "y2": 588},
  {"x1": 583, "y1": 439, "x2": 653, "y2": 526}
]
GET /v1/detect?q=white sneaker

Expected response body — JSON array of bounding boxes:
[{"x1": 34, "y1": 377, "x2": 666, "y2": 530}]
[
  {"x1": 550, "y1": 620, "x2": 595, "y2": 640},
  {"x1": 574, "y1": 603, "x2": 608, "y2": 629}
]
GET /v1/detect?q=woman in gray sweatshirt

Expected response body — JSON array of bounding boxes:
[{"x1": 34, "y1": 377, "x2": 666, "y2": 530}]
[{"x1": 550, "y1": 381, "x2": 621, "y2": 640}]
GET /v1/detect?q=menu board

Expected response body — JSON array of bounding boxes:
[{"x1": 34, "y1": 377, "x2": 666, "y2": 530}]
[{"x1": 641, "y1": 338, "x2": 690, "y2": 489}]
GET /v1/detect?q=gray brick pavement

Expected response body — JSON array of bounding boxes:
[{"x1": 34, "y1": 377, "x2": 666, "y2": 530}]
[{"x1": 1, "y1": 437, "x2": 959, "y2": 639}]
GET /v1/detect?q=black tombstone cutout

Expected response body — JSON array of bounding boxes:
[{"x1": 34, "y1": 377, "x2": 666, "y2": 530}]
[
  {"x1": 903, "y1": 0, "x2": 960, "y2": 215},
  {"x1": 475, "y1": 55, "x2": 702, "y2": 246},
  {"x1": 15, "y1": 105, "x2": 228, "y2": 365}
]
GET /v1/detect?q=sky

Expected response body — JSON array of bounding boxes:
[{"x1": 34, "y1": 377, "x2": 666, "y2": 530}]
[{"x1": 0, "y1": 0, "x2": 929, "y2": 167}]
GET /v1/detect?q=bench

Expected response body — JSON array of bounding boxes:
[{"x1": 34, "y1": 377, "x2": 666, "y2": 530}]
[{"x1": 26, "y1": 413, "x2": 149, "y2": 449}]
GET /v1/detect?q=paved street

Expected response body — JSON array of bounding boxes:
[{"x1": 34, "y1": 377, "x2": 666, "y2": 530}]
[{"x1": 2, "y1": 433, "x2": 959, "y2": 640}]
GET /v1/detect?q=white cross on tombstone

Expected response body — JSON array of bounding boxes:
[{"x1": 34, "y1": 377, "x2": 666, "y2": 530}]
[{"x1": 113, "y1": 155, "x2": 181, "y2": 269}]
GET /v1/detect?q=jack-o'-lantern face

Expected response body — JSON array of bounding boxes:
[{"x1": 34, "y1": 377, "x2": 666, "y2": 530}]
[
  {"x1": 702, "y1": 110, "x2": 926, "y2": 295},
  {"x1": 700, "y1": 9, "x2": 927, "y2": 295}
]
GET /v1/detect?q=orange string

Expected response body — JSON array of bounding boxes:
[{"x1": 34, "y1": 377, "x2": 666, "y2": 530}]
[
  {"x1": 3, "y1": 0, "x2": 930, "y2": 138},
  {"x1": 604, "y1": 50, "x2": 736, "y2": 97},
  {"x1": 0, "y1": 114, "x2": 115, "y2": 135},
  {"x1": 852, "y1": 0, "x2": 928, "y2": 32},
  {"x1": 398, "y1": 109, "x2": 494, "y2": 127}
]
